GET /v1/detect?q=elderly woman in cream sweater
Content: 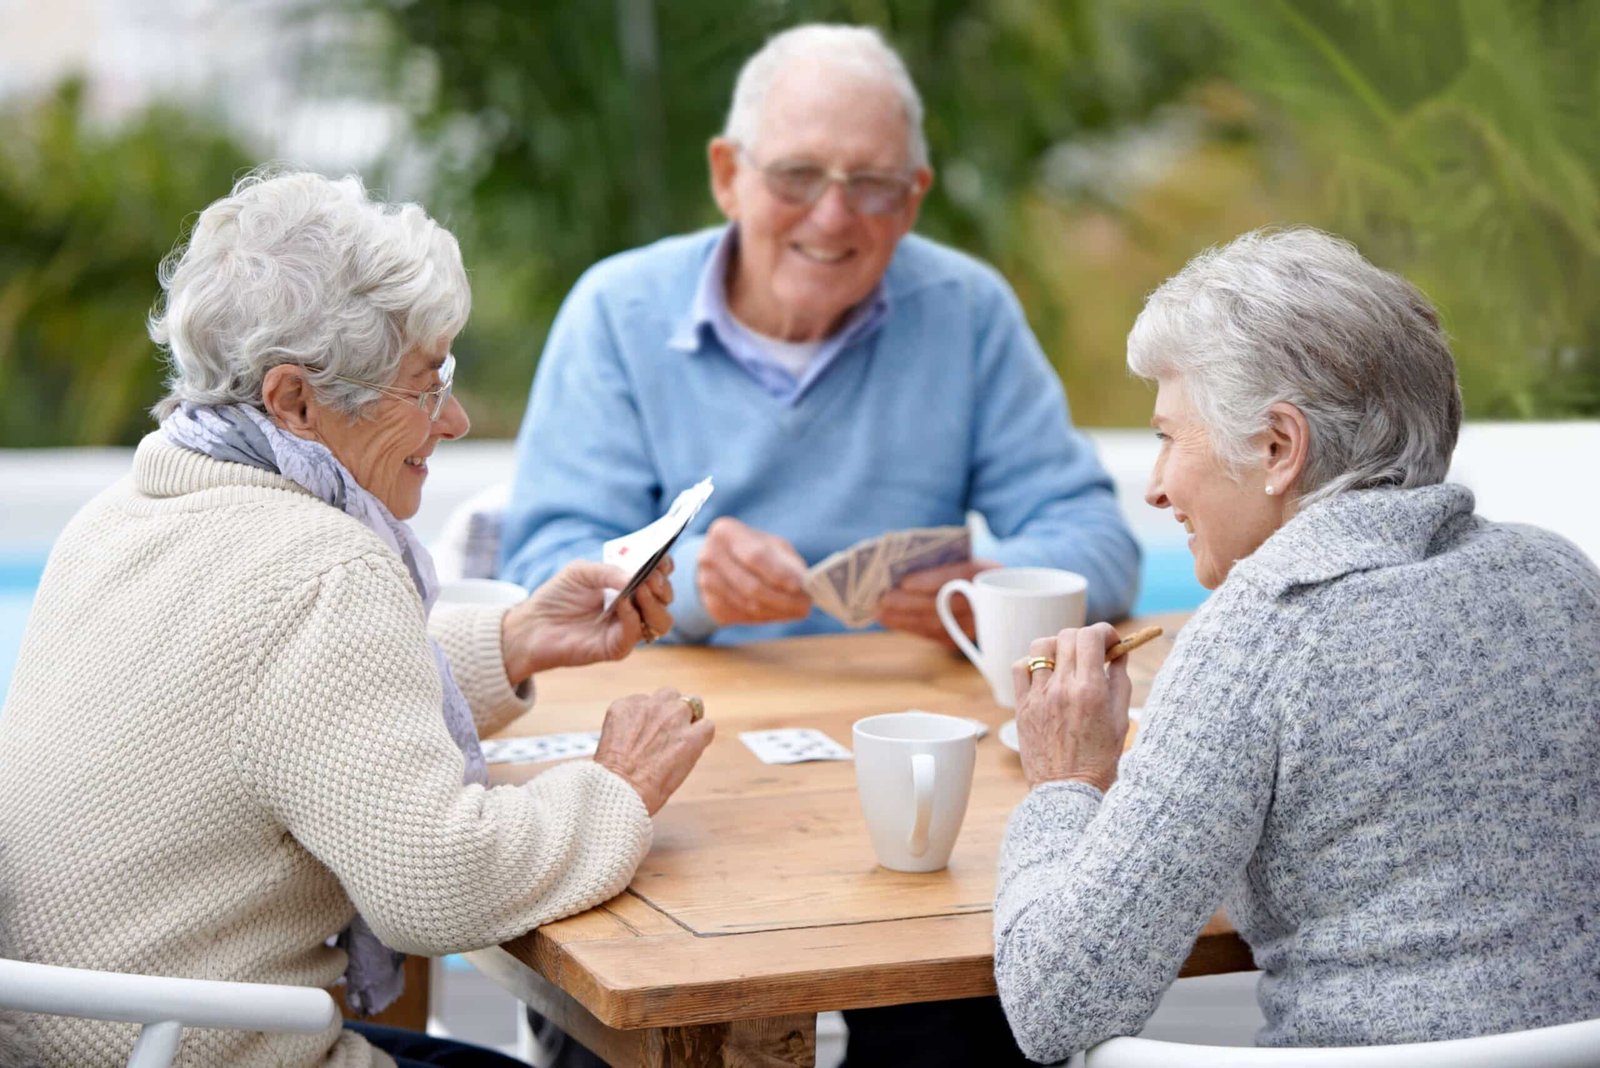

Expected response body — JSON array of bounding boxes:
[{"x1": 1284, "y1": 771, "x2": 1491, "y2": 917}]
[
  {"x1": 0, "y1": 169, "x2": 713, "y2": 1068},
  {"x1": 996, "y1": 229, "x2": 1600, "y2": 1061}
]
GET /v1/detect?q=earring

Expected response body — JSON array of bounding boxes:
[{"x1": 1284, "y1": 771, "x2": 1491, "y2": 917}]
[{"x1": 1265, "y1": 485, "x2": 1276, "y2": 496}]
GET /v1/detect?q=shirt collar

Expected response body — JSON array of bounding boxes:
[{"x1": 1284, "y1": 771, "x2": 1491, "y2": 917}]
[{"x1": 668, "y1": 225, "x2": 892, "y2": 360}]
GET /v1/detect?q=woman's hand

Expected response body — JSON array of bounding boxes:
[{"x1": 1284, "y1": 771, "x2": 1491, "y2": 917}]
[
  {"x1": 500, "y1": 558, "x2": 675, "y2": 682},
  {"x1": 1012, "y1": 623, "x2": 1133, "y2": 791},
  {"x1": 594, "y1": 688, "x2": 715, "y2": 815}
]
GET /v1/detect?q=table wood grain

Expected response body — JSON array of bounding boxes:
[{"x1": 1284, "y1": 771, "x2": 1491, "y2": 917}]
[{"x1": 467, "y1": 613, "x2": 1253, "y2": 1065}]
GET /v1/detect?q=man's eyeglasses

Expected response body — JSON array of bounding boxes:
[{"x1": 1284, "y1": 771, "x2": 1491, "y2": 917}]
[
  {"x1": 326, "y1": 353, "x2": 456, "y2": 422},
  {"x1": 739, "y1": 147, "x2": 916, "y2": 217}
]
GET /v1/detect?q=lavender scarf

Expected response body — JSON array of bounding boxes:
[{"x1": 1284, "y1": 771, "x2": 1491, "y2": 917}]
[{"x1": 162, "y1": 403, "x2": 487, "y2": 1015}]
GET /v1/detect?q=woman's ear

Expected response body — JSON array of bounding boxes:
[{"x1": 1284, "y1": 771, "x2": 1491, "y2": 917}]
[
  {"x1": 1262, "y1": 401, "x2": 1311, "y2": 496},
  {"x1": 260, "y1": 364, "x2": 318, "y2": 437}
]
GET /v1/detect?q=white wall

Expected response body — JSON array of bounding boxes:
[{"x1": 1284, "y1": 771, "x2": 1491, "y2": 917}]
[{"x1": 3, "y1": 424, "x2": 1597, "y2": 564}]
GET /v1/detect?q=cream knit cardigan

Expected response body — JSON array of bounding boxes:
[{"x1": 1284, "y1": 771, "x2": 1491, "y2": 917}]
[{"x1": 0, "y1": 435, "x2": 654, "y2": 1067}]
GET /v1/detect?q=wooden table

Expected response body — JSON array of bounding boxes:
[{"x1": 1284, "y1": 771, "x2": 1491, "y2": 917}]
[{"x1": 464, "y1": 613, "x2": 1252, "y2": 1066}]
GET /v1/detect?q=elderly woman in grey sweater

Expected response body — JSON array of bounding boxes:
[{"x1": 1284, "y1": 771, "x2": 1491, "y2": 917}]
[{"x1": 995, "y1": 228, "x2": 1600, "y2": 1061}]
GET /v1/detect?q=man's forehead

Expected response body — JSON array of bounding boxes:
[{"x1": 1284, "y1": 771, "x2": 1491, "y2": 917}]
[{"x1": 754, "y1": 65, "x2": 911, "y2": 164}]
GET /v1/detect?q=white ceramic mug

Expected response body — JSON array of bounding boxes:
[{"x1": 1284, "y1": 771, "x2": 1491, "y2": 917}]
[
  {"x1": 935, "y1": 567, "x2": 1088, "y2": 708},
  {"x1": 436, "y1": 578, "x2": 528, "y2": 607},
  {"x1": 852, "y1": 711, "x2": 978, "y2": 872}
]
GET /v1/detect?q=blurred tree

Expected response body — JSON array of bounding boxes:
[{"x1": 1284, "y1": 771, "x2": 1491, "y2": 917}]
[
  {"x1": 0, "y1": 78, "x2": 253, "y2": 446},
  {"x1": 1206, "y1": 0, "x2": 1600, "y2": 417}
]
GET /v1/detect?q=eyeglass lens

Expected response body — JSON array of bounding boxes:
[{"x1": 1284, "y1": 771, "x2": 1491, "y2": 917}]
[{"x1": 763, "y1": 164, "x2": 909, "y2": 215}]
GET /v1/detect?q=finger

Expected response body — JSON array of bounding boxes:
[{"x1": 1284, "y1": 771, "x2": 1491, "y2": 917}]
[
  {"x1": 1054, "y1": 628, "x2": 1080, "y2": 677},
  {"x1": 1077, "y1": 623, "x2": 1118, "y2": 685},
  {"x1": 647, "y1": 567, "x2": 674, "y2": 604},
  {"x1": 719, "y1": 553, "x2": 811, "y2": 616},
  {"x1": 896, "y1": 562, "x2": 966, "y2": 594},
  {"x1": 1012, "y1": 658, "x2": 1032, "y2": 707},
  {"x1": 596, "y1": 562, "x2": 632, "y2": 590},
  {"x1": 656, "y1": 555, "x2": 675, "y2": 579},
  {"x1": 608, "y1": 592, "x2": 644, "y2": 652},
  {"x1": 1108, "y1": 656, "x2": 1133, "y2": 718},
  {"x1": 728, "y1": 532, "x2": 807, "y2": 594},
  {"x1": 635, "y1": 589, "x2": 673, "y2": 639},
  {"x1": 1028, "y1": 636, "x2": 1057, "y2": 659}
]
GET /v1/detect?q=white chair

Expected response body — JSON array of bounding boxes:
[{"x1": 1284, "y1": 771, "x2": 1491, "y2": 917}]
[
  {"x1": 0, "y1": 957, "x2": 338, "y2": 1068},
  {"x1": 1082, "y1": 1017, "x2": 1600, "y2": 1067}
]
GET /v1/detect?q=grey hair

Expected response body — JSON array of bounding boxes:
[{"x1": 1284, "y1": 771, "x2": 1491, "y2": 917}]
[
  {"x1": 723, "y1": 23, "x2": 929, "y2": 170},
  {"x1": 149, "y1": 166, "x2": 470, "y2": 420},
  {"x1": 1127, "y1": 227, "x2": 1461, "y2": 505}
]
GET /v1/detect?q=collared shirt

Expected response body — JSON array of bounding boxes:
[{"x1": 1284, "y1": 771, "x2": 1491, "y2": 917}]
[{"x1": 666, "y1": 225, "x2": 890, "y2": 404}]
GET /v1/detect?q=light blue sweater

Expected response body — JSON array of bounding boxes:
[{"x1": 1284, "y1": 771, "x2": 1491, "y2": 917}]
[
  {"x1": 499, "y1": 227, "x2": 1139, "y2": 643},
  {"x1": 995, "y1": 484, "x2": 1600, "y2": 1059}
]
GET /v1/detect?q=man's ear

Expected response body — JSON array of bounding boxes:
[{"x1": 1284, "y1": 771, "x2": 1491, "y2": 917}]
[
  {"x1": 708, "y1": 137, "x2": 741, "y2": 221},
  {"x1": 260, "y1": 364, "x2": 317, "y2": 437}
]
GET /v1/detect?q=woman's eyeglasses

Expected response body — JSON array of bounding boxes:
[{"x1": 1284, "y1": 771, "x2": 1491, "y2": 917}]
[
  {"x1": 739, "y1": 147, "x2": 915, "y2": 217},
  {"x1": 325, "y1": 353, "x2": 456, "y2": 422}
]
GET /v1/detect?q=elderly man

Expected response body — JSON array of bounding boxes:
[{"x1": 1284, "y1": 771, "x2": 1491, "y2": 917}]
[{"x1": 498, "y1": 23, "x2": 1139, "y2": 649}]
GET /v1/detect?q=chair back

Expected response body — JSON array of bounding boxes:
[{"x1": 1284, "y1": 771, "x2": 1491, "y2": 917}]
[
  {"x1": 1085, "y1": 1018, "x2": 1600, "y2": 1068},
  {"x1": 0, "y1": 958, "x2": 338, "y2": 1068}
]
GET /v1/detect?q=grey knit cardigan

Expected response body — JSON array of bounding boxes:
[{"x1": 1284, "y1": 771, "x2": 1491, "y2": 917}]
[{"x1": 995, "y1": 483, "x2": 1600, "y2": 1062}]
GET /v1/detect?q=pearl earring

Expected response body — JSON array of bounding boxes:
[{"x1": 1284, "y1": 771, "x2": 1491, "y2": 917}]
[{"x1": 1265, "y1": 485, "x2": 1276, "y2": 496}]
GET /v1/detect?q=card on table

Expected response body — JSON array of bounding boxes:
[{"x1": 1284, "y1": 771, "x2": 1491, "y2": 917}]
[
  {"x1": 739, "y1": 728, "x2": 853, "y2": 765},
  {"x1": 480, "y1": 732, "x2": 601, "y2": 766}
]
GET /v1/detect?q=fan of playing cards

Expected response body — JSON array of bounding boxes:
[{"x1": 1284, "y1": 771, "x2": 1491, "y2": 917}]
[
  {"x1": 600, "y1": 477, "x2": 715, "y2": 618},
  {"x1": 802, "y1": 526, "x2": 971, "y2": 628}
]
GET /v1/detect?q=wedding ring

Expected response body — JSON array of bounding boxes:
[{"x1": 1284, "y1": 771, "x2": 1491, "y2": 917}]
[
  {"x1": 1026, "y1": 656, "x2": 1056, "y2": 674},
  {"x1": 640, "y1": 622, "x2": 658, "y2": 644},
  {"x1": 680, "y1": 694, "x2": 705, "y2": 723}
]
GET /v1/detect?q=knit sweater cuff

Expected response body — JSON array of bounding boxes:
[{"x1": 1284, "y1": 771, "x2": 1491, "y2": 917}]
[
  {"x1": 999, "y1": 779, "x2": 1103, "y2": 875},
  {"x1": 429, "y1": 604, "x2": 535, "y2": 737}
]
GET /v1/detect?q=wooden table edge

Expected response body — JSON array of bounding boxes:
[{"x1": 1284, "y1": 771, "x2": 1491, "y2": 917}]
[{"x1": 489, "y1": 910, "x2": 1254, "y2": 1031}]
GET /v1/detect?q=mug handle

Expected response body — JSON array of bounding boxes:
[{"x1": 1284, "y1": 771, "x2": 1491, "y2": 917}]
[
  {"x1": 935, "y1": 580, "x2": 984, "y2": 673},
  {"x1": 907, "y1": 753, "x2": 935, "y2": 857}
]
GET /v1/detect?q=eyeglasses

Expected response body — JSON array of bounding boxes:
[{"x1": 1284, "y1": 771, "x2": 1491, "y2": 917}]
[
  {"x1": 738, "y1": 147, "x2": 916, "y2": 217},
  {"x1": 326, "y1": 353, "x2": 456, "y2": 422}
]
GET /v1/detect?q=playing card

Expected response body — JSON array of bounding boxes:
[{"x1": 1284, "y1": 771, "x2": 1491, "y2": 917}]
[
  {"x1": 600, "y1": 477, "x2": 714, "y2": 618},
  {"x1": 739, "y1": 728, "x2": 852, "y2": 764},
  {"x1": 802, "y1": 525, "x2": 971, "y2": 628},
  {"x1": 479, "y1": 732, "x2": 601, "y2": 765}
]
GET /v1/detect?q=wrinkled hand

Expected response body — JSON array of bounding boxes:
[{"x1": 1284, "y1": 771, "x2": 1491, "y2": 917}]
[
  {"x1": 697, "y1": 517, "x2": 811, "y2": 626},
  {"x1": 876, "y1": 558, "x2": 999, "y2": 647},
  {"x1": 594, "y1": 688, "x2": 715, "y2": 815},
  {"x1": 1012, "y1": 624, "x2": 1133, "y2": 791},
  {"x1": 500, "y1": 558, "x2": 674, "y2": 682}
]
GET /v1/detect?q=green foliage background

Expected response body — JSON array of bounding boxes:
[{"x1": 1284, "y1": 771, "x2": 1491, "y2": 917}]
[{"x1": 3, "y1": 0, "x2": 1597, "y2": 445}]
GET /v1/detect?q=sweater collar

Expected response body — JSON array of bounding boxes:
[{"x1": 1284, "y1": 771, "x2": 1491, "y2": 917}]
[
  {"x1": 132, "y1": 431, "x2": 315, "y2": 502},
  {"x1": 1230, "y1": 482, "x2": 1476, "y2": 596}
]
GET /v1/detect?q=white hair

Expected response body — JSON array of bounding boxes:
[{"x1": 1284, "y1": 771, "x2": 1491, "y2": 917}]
[
  {"x1": 150, "y1": 166, "x2": 470, "y2": 419},
  {"x1": 723, "y1": 23, "x2": 928, "y2": 169},
  {"x1": 1127, "y1": 227, "x2": 1462, "y2": 505}
]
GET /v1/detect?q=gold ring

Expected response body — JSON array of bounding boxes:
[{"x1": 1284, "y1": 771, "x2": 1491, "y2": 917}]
[
  {"x1": 640, "y1": 622, "x2": 658, "y2": 644},
  {"x1": 1026, "y1": 656, "x2": 1056, "y2": 674},
  {"x1": 680, "y1": 694, "x2": 705, "y2": 723}
]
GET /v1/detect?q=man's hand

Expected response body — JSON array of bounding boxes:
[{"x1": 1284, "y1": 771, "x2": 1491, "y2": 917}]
[
  {"x1": 697, "y1": 517, "x2": 812, "y2": 626},
  {"x1": 500, "y1": 558, "x2": 674, "y2": 681},
  {"x1": 876, "y1": 558, "x2": 999, "y2": 647}
]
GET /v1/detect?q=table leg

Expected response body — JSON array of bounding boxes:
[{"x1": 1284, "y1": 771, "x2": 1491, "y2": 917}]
[{"x1": 463, "y1": 947, "x2": 816, "y2": 1067}]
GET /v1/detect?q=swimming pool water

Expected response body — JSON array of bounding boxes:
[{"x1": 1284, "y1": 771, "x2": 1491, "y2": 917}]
[{"x1": 0, "y1": 545, "x2": 1206, "y2": 702}]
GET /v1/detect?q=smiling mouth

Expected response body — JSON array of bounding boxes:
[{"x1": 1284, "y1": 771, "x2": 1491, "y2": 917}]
[
  {"x1": 404, "y1": 456, "x2": 428, "y2": 471},
  {"x1": 791, "y1": 243, "x2": 852, "y2": 264}
]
